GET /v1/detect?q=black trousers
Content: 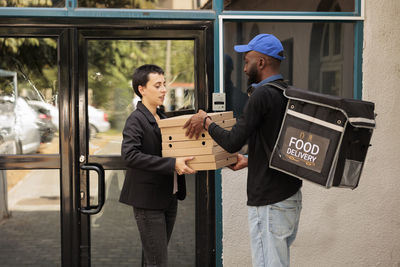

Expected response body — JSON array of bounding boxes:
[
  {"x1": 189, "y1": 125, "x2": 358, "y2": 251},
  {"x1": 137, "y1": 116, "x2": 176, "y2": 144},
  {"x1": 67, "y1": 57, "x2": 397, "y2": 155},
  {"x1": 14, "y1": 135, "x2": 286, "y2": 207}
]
[{"x1": 133, "y1": 196, "x2": 177, "y2": 267}]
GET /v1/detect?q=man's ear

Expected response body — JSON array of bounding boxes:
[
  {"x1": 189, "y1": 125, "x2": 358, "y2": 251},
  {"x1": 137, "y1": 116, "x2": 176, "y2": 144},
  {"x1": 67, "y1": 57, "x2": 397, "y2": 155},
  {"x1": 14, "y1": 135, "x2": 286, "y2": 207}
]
[{"x1": 258, "y1": 57, "x2": 266, "y2": 70}]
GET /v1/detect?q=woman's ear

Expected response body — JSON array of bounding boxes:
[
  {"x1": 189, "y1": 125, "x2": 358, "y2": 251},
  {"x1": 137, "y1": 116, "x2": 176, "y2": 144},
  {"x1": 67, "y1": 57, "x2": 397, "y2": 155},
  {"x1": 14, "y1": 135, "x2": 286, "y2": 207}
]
[{"x1": 138, "y1": 85, "x2": 145, "y2": 97}]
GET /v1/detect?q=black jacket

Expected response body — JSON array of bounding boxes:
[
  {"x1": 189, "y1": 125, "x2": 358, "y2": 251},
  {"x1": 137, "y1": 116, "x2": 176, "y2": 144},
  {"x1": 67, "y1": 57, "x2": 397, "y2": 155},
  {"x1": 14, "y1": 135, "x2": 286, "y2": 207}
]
[
  {"x1": 208, "y1": 80, "x2": 302, "y2": 206},
  {"x1": 119, "y1": 101, "x2": 186, "y2": 209}
]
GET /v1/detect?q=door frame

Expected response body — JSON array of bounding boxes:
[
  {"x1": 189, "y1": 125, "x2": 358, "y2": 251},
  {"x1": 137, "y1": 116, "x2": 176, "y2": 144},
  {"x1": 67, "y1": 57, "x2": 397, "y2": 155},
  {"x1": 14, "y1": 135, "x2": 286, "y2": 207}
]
[{"x1": 0, "y1": 18, "x2": 216, "y2": 267}]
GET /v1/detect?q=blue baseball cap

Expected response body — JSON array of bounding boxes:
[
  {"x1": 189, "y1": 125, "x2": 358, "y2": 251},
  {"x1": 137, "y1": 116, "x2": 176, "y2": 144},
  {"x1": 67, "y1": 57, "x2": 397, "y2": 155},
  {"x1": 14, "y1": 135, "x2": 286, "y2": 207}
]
[{"x1": 234, "y1": 34, "x2": 285, "y2": 61}]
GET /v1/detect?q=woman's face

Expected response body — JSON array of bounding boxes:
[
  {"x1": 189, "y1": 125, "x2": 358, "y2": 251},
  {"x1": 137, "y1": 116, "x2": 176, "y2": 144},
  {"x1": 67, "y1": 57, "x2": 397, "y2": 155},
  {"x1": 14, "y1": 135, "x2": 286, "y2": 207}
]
[{"x1": 139, "y1": 73, "x2": 167, "y2": 107}]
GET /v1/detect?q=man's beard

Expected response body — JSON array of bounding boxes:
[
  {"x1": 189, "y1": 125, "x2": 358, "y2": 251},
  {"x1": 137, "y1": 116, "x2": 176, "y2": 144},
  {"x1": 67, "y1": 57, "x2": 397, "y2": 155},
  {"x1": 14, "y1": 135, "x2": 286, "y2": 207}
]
[{"x1": 246, "y1": 64, "x2": 259, "y2": 86}]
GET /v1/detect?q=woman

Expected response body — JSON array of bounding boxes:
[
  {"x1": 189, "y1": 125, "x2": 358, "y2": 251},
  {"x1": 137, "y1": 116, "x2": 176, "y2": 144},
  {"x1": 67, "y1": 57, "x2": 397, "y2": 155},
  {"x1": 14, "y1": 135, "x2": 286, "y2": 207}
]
[{"x1": 120, "y1": 64, "x2": 195, "y2": 267}]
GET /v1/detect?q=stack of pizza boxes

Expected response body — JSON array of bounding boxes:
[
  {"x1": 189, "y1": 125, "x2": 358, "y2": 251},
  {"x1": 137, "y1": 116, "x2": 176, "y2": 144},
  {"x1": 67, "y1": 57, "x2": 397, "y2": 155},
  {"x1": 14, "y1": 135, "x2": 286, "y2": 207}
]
[{"x1": 158, "y1": 111, "x2": 238, "y2": 171}]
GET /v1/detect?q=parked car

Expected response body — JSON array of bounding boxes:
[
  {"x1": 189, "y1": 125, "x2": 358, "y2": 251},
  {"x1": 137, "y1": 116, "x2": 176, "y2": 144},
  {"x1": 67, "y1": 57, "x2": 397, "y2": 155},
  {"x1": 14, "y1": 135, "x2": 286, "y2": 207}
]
[
  {"x1": 14, "y1": 97, "x2": 42, "y2": 154},
  {"x1": 27, "y1": 99, "x2": 59, "y2": 131},
  {"x1": 1, "y1": 69, "x2": 41, "y2": 154},
  {"x1": 0, "y1": 96, "x2": 41, "y2": 154},
  {"x1": 28, "y1": 94, "x2": 110, "y2": 139},
  {"x1": 88, "y1": 105, "x2": 110, "y2": 138},
  {"x1": 28, "y1": 102, "x2": 57, "y2": 143},
  {"x1": 0, "y1": 97, "x2": 18, "y2": 155}
]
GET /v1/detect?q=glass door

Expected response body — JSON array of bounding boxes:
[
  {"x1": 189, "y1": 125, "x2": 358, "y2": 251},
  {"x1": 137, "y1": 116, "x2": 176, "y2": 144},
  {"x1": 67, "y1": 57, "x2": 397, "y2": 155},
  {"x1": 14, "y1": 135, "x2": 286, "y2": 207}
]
[
  {"x1": 0, "y1": 27, "x2": 77, "y2": 266},
  {"x1": 0, "y1": 20, "x2": 216, "y2": 266},
  {"x1": 77, "y1": 24, "x2": 215, "y2": 266}
]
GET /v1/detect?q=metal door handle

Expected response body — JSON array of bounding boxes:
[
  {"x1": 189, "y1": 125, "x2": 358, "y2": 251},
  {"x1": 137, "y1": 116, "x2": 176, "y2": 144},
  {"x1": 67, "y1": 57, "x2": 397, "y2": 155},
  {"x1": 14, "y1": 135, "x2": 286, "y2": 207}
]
[{"x1": 79, "y1": 163, "x2": 105, "y2": 215}]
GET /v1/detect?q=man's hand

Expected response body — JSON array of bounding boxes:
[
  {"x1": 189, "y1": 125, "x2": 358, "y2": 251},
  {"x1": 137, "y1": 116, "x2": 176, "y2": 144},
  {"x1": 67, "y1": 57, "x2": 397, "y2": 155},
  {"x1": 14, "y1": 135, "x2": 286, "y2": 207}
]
[
  {"x1": 228, "y1": 154, "x2": 248, "y2": 171},
  {"x1": 183, "y1": 109, "x2": 208, "y2": 139},
  {"x1": 175, "y1": 157, "x2": 196, "y2": 175}
]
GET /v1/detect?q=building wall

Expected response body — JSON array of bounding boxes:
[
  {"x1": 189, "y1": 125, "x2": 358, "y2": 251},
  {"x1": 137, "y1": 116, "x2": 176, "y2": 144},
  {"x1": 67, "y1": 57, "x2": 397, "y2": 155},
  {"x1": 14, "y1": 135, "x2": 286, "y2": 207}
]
[{"x1": 221, "y1": 0, "x2": 400, "y2": 266}]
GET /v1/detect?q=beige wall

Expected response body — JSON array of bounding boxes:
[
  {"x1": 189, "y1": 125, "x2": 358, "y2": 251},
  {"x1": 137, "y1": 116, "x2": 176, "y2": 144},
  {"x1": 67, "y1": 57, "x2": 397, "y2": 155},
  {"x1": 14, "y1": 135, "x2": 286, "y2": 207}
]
[{"x1": 221, "y1": 0, "x2": 400, "y2": 266}]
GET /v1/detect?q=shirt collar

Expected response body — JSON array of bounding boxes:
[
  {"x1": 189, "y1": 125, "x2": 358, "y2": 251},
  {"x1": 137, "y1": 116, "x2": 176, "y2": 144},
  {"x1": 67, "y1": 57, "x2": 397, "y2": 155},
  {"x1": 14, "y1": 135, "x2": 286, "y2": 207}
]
[
  {"x1": 137, "y1": 101, "x2": 157, "y2": 124},
  {"x1": 136, "y1": 101, "x2": 166, "y2": 124},
  {"x1": 251, "y1": 74, "x2": 283, "y2": 88}
]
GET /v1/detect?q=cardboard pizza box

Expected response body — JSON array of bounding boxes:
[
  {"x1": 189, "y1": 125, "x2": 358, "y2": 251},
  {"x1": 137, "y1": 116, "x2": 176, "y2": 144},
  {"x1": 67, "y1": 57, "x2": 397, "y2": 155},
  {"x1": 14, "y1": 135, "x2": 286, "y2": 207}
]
[
  {"x1": 158, "y1": 111, "x2": 233, "y2": 128},
  {"x1": 160, "y1": 118, "x2": 236, "y2": 135},
  {"x1": 162, "y1": 139, "x2": 217, "y2": 150},
  {"x1": 187, "y1": 156, "x2": 237, "y2": 171},
  {"x1": 162, "y1": 145, "x2": 226, "y2": 157},
  {"x1": 162, "y1": 127, "x2": 232, "y2": 142},
  {"x1": 189, "y1": 152, "x2": 238, "y2": 164}
]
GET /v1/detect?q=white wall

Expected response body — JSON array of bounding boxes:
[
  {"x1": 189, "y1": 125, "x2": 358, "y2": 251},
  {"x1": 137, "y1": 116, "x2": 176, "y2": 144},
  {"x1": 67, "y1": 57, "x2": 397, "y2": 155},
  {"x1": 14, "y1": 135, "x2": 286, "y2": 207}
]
[{"x1": 221, "y1": 0, "x2": 400, "y2": 266}]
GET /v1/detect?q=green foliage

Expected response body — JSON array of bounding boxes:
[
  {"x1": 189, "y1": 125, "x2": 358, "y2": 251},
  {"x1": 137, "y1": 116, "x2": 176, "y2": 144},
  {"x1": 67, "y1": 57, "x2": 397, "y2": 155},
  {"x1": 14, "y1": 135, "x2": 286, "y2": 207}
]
[
  {"x1": 87, "y1": 39, "x2": 194, "y2": 129},
  {"x1": 0, "y1": 37, "x2": 58, "y2": 97},
  {"x1": 0, "y1": 36, "x2": 194, "y2": 129},
  {"x1": 87, "y1": 39, "x2": 194, "y2": 105},
  {"x1": 0, "y1": 0, "x2": 62, "y2": 7},
  {"x1": 77, "y1": 0, "x2": 157, "y2": 8}
]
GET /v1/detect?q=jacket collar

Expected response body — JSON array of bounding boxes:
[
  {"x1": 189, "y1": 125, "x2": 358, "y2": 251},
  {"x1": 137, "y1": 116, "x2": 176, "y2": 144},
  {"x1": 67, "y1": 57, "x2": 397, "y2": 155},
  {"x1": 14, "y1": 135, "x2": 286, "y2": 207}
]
[
  {"x1": 252, "y1": 74, "x2": 283, "y2": 88},
  {"x1": 136, "y1": 101, "x2": 166, "y2": 124}
]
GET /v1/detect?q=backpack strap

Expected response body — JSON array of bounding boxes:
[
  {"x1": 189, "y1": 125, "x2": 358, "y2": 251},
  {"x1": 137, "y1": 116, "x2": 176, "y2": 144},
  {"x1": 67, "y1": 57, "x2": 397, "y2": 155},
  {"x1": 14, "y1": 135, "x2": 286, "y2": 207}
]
[
  {"x1": 258, "y1": 81, "x2": 288, "y2": 163},
  {"x1": 264, "y1": 81, "x2": 288, "y2": 91}
]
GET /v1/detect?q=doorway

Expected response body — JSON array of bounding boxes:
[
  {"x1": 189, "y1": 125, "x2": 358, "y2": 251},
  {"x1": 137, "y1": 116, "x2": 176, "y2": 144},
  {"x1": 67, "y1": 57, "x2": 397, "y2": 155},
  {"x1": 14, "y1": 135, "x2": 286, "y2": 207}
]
[{"x1": 0, "y1": 19, "x2": 215, "y2": 266}]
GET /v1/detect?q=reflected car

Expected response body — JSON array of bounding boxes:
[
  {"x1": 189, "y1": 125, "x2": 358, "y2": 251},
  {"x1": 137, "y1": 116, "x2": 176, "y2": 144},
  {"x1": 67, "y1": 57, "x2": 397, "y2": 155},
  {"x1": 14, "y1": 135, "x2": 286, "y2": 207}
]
[
  {"x1": 0, "y1": 98, "x2": 18, "y2": 155},
  {"x1": 28, "y1": 103, "x2": 57, "y2": 143},
  {"x1": 14, "y1": 97, "x2": 41, "y2": 154},
  {"x1": 28, "y1": 100, "x2": 59, "y2": 131},
  {"x1": 29, "y1": 98, "x2": 110, "y2": 139},
  {"x1": 0, "y1": 96, "x2": 41, "y2": 154},
  {"x1": 88, "y1": 105, "x2": 110, "y2": 138}
]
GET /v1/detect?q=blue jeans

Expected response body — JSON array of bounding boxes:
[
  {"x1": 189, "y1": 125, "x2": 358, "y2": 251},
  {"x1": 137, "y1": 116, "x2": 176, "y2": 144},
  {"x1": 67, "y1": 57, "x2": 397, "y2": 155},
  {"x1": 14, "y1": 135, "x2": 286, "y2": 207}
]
[
  {"x1": 248, "y1": 190, "x2": 302, "y2": 267},
  {"x1": 133, "y1": 197, "x2": 177, "y2": 267}
]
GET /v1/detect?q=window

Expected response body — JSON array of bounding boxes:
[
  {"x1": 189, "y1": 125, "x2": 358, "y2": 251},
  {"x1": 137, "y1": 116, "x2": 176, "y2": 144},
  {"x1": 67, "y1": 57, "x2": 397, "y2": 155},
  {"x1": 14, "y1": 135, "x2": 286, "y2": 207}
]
[
  {"x1": 78, "y1": 0, "x2": 210, "y2": 9},
  {"x1": 87, "y1": 39, "x2": 195, "y2": 155},
  {"x1": 223, "y1": 21, "x2": 354, "y2": 99},
  {"x1": 0, "y1": 0, "x2": 64, "y2": 8},
  {"x1": 0, "y1": 37, "x2": 59, "y2": 155},
  {"x1": 223, "y1": 0, "x2": 354, "y2": 12}
]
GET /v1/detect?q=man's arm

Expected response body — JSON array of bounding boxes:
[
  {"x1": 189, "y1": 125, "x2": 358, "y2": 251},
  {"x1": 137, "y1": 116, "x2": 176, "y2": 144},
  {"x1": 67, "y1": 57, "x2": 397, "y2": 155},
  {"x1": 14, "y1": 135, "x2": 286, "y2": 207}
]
[
  {"x1": 228, "y1": 154, "x2": 248, "y2": 171},
  {"x1": 183, "y1": 109, "x2": 209, "y2": 139}
]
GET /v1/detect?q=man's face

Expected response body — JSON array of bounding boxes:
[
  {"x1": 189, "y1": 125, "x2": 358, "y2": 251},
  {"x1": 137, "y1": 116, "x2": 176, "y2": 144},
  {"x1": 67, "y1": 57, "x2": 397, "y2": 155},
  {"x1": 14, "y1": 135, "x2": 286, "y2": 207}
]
[
  {"x1": 244, "y1": 51, "x2": 260, "y2": 86},
  {"x1": 139, "y1": 73, "x2": 166, "y2": 107}
]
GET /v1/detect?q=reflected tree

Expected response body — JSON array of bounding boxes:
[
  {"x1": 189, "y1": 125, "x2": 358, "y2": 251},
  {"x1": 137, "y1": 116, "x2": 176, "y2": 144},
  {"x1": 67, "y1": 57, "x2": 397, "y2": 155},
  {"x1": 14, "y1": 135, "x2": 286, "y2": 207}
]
[
  {"x1": 0, "y1": 36, "x2": 194, "y2": 129},
  {"x1": 0, "y1": 38, "x2": 58, "y2": 98},
  {"x1": 78, "y1": 0, "x2": 157, "y2": 8},
  {"x1": 87, "y1": 39, "x2": 194, "y2": 129},
  {"x1": 0, "y1": 0, "x2": 64, "y2": 7}
]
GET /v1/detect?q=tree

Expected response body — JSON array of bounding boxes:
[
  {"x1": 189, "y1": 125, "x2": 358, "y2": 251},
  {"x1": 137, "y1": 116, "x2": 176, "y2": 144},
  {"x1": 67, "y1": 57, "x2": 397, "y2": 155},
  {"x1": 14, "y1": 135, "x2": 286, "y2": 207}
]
[{"x1": 0, "y1": 37, "x2": 58, "y2": 99}]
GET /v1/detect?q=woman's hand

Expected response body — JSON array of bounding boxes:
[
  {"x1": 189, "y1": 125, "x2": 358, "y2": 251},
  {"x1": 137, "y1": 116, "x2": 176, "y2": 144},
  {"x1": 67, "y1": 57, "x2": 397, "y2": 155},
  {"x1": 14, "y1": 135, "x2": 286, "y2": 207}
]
[{"x1": 175, "y1": 157, "x2": 196, "y2": 175}]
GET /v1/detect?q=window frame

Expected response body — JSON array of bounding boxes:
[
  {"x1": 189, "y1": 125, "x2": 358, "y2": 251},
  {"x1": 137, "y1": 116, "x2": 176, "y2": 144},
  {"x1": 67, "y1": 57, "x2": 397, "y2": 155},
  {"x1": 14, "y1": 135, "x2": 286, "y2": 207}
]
[
  {"x1": 213, "y1": 2, "x2": 364, "y2": 266},
  {"x1": 217, "y1": 2, "x2": 364, "y2": 99}
]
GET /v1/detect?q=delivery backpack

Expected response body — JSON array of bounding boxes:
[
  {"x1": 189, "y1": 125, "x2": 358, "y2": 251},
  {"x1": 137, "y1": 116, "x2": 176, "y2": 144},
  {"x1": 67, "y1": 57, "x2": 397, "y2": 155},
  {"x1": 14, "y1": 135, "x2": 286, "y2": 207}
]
[{"x1": 265, "y1": 83, "x2": 376, "y2": 189}]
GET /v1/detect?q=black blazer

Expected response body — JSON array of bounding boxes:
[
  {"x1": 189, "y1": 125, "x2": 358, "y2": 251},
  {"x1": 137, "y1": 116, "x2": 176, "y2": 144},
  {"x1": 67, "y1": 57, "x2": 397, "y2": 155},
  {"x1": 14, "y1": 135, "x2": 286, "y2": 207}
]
[{"x1": 119, "y1": 101, "x2": 186, "y2": 209}]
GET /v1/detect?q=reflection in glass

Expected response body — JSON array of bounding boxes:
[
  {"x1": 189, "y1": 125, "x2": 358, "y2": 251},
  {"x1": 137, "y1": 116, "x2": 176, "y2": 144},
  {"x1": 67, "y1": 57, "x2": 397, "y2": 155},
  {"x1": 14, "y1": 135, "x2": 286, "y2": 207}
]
[
  {"x1": 0, "y1": 37, "x2": 59, "y2": 155},
  {"x1": 90, "y1": 170, "x2": 195, "y2": 266},
  {"x1": 0, "y1": 170, "x2": 61, "y2": 265},
  {"x1": 224, "y1": 21, "x2": 354, "y2": 100},
  {"x1": 78, "y1": 0, "x2": 210, "y2": 9},
  {"x1": 224, "y1": 0, "x2": 354, "y2": 12},
  {"x1": 87, "y1": 40, "x2": 195, "y2": 155},
  {"x1": 0, "y1": 0, "x2": 65, "y2": 7}
]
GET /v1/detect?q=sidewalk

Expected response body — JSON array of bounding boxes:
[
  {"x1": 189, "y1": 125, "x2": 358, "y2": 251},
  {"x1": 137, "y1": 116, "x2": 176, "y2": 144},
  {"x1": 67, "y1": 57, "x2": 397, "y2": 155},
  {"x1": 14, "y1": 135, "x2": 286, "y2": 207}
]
[{"x1": 0, "y1": 132, "x2": 196, "y2": 266}]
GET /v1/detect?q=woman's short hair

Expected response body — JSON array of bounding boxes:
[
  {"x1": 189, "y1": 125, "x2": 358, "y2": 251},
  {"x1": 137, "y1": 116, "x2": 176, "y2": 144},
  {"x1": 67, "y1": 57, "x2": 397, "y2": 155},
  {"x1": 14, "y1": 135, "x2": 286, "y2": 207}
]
[{"x1": 132, "y1": 64, "x2": 164, "y2": 98}]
